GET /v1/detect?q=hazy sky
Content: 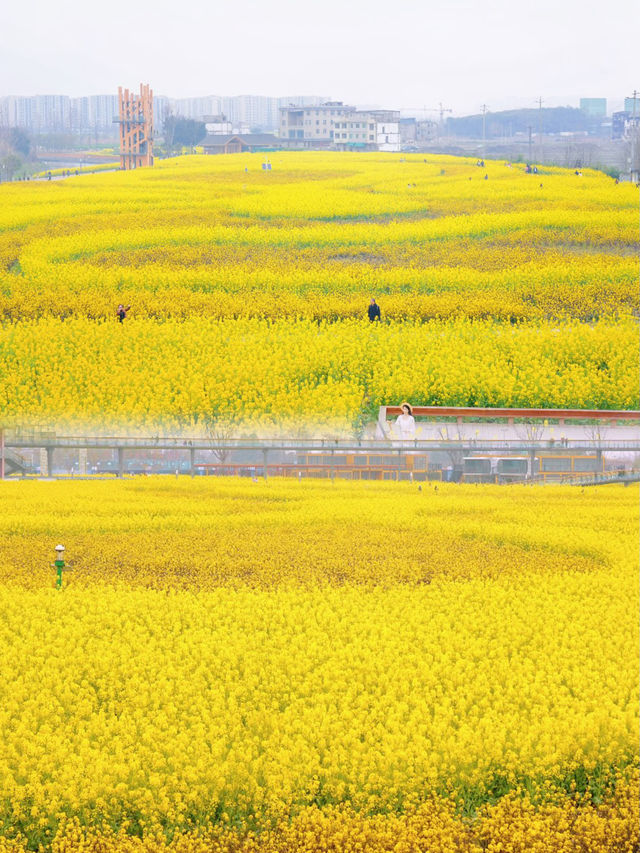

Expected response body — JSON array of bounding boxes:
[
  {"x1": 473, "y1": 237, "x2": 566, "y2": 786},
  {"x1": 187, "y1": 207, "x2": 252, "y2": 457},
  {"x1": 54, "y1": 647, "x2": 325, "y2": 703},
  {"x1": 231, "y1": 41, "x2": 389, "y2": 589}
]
[{"x1": 1, "y1": 0, "x2": 638, "y2": 113}]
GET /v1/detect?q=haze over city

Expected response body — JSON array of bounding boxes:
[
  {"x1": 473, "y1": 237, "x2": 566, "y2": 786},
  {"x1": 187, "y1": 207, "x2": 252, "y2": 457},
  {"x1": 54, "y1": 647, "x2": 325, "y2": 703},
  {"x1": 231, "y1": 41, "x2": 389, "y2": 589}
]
[{"x1": 1, "y1": 0, "x2": 638, "y2": 113}]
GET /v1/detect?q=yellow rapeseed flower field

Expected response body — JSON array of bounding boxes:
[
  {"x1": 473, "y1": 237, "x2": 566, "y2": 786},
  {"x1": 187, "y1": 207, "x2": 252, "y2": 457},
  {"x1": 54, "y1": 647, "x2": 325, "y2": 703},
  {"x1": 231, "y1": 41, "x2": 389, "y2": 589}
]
[
  {"x1": 1, "y1": 153, "x2": 638, "y2": 851},
  {"x1": 0, "y1": 152, "x2": 638, "y2": 428},
  {"x1": 0, "y1": 479, "x2": 637, "y2": 851},
  {"x1": 0, "y1": 316, "x2": 636, "y2": 431}
]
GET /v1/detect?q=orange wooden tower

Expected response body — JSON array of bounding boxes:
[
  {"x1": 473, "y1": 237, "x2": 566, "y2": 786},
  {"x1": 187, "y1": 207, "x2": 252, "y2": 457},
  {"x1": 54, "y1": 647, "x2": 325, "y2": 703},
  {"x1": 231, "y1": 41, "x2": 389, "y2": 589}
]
[{"x1": 117, "y1": 84, "x2": 154, "y2": 170}]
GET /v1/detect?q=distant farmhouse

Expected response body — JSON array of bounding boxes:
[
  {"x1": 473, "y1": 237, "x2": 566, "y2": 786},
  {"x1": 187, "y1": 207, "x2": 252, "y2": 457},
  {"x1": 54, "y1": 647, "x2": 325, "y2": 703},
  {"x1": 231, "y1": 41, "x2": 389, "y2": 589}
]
[
  {"x1": 202, "y1": 133, "x2": 283, "y2": 154},
  {"x1": 201, "y1": 101, "x2": 436, "y2": 154}
]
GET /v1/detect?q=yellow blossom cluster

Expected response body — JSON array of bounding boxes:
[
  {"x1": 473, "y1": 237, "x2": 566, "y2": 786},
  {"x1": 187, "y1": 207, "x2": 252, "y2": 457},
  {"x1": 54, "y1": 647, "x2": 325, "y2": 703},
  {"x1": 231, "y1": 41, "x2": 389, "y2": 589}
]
[
  {"x1": 0, "y1": 154, "x2": 637, "y2": 323},
  {"x1": 1, "y1": 152, "x2": 637, "y2": 428},
  {"x1": 0, "y1": 478, "x2": 633, "y2": 589},
  {"x1": 0, "y1": 778, "x2": 638, "y2": 853},
  {"x1": 0, "y1": 480, "x2": 637, "y2": 851},
  {"x1": 0, "y1": 316, "x2": 636, "y2": 430}
]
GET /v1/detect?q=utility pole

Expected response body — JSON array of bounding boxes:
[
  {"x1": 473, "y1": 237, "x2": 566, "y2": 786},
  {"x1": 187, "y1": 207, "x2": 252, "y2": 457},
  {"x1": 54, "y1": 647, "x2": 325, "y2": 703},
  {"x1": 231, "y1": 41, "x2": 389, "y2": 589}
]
[
  {"x1": 414, "y1": 104, "x2": 453, "y2": 142},
  {"x1": 628, "y1": 90, "x2": 639, "y2": 181},
  {"x1": 536, "y1": 96, "x2": 544, "y2": 162},
  {"x1": 481, "y1": 104, "x2": 489, "y2": 159},
  {"x1": 437, "y1": 102, "x2": 452, "y2": 141}
]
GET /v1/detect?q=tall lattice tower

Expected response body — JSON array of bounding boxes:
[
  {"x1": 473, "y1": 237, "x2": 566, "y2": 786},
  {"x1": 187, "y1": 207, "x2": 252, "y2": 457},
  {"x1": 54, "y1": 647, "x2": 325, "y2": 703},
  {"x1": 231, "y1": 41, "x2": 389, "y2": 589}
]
[{"x1": 117, "y1": 84, "x2": 154, "y2": 170}]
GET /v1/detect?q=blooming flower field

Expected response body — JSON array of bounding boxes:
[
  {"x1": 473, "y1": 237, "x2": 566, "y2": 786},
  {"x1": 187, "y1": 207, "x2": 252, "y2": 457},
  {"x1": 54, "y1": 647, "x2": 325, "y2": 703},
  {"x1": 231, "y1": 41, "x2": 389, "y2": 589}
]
[
  {"x1": 1, "y1": 153, "x2": 638, "y2": 851},
  {"x1": 0, "y1": 479, "x2": 638, "y2": 852},
  {"x1": 0, "y1": 153, "x2": 638, "y2": 430}
]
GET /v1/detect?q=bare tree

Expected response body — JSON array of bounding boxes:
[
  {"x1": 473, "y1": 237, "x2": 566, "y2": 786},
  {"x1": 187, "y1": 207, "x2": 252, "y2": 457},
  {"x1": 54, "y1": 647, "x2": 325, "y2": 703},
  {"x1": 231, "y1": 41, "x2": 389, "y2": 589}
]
[
  {"x1": 520, "y1": 421, "x2": 544, "y2": 443},
  {"x1": 437, "y1": 423, "x2": 465, "y2": 471},
  {"x1": 584, "y1": 420, "x2": 608, "y2": 446},
  {"x1": 202, "y1": 414, "x2": 239, "y2": 467}
]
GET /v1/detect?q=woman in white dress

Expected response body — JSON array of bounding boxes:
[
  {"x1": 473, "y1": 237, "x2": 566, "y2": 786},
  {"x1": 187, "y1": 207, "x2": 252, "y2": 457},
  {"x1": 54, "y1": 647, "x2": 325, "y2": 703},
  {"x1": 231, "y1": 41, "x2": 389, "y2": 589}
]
[{"x1": 395, "y1": 402, "x2": 416, "y2": 441}]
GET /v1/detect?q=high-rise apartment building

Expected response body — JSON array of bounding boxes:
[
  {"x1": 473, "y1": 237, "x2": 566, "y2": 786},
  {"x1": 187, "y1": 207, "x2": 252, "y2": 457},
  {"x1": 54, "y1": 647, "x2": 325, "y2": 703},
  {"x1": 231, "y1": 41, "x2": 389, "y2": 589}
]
[
  {"x1": 219, "y1": 95, "x2": 328, "y2": 130},
  {"x1": 0, "y1": 93, "x2": 117, "y2": 133},
  {"x1": 169, "y1": 96, "x2": 222, "y2": 120},
  {"x1": 0, "y1": 92, "x2": 329, "y2": 135},
  {"x1": 624, "y1": 96, "x2": 639, "y2": 116},
  {"x1": 579, "y1": 98, "x2": 607, "y2": 118}
]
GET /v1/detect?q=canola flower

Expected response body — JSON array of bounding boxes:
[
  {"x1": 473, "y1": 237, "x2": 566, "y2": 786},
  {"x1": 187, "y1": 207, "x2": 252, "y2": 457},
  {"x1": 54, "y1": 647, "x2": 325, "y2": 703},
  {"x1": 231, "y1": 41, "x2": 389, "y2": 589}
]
[
  {"x1": 0, "y1": 479, "x2": 637, "y2": 851},
  {"x1": 0, "y1": 154, "x2": 637, "y2": 323},
  {"x1": 1, "y1": 153, "x2": 639, "y2": 851},
  {"x1": 0, "y1": 316, "x2": 636, "y2": 430},
  {"x1": 1, "y1": 152, "x2": 638, "y2": 428}
]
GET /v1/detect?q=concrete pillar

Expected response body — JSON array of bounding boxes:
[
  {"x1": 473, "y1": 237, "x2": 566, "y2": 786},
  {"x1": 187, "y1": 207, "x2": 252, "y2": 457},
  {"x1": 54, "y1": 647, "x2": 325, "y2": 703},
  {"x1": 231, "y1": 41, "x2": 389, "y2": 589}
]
[
  {"x1": 117, "y1": 447, "x2": 125, "y2": 478},
  {"x1": 46, "y1": 446, "x2": 54, "y2": 477},
  {"x1": 189, "y1": 447, "x2": 195, "y2": 477},
  {"x1": 79, "y1": 448, "x2": 88, "y2": 476},
  {"x1": 596, "y1": 448, "x2": 603, "y2": 480},
  {"x1": 40, "y1": 448, "x2": 48, "y2": 477},
  {"x1": 263, "y1": 449, "x2": 268, "y2": 480}
]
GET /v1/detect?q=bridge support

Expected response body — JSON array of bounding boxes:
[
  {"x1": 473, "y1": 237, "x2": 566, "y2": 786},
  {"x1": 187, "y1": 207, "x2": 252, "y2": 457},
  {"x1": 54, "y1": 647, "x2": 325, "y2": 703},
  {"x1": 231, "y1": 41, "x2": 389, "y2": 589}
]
[
  {"x1": 45, "y1": 446, "x2": 54, "y2": 477},
  {"x1": 189, "y1": 447, "x2": 195, "y2": 477},
  {"x1": 263, "y1": 449, "x2": 268, "y2": 480},
  {"x1": 117, "y1": 447, "x2": 125, "y2": 478},
  {"x1": 79, "y1": 448, "x2": 88, "y2": 476}
]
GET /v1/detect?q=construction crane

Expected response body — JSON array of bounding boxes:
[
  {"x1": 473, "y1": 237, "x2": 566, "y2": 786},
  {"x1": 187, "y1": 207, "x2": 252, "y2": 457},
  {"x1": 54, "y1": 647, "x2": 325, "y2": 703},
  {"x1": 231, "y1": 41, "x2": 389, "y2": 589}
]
[
  {"x1": 403, "y1": 104, "x2": 453, "y2": 142},
  {"x1": 429, "y1": 103, "x2": 453, "y2": 127}
]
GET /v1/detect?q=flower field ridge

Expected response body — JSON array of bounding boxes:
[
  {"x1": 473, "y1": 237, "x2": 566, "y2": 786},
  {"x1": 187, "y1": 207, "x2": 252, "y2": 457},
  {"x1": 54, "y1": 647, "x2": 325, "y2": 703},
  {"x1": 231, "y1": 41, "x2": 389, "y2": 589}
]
[{"x1": 1, "y1": 152, "x2": 638, "y2": 428}]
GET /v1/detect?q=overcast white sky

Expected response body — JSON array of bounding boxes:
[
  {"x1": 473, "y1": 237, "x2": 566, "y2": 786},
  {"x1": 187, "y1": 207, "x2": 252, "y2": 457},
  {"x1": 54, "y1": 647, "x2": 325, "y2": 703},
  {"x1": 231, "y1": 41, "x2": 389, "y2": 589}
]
[{"x1": 1, "y1": 0, "x2": 638, "y2": 114}]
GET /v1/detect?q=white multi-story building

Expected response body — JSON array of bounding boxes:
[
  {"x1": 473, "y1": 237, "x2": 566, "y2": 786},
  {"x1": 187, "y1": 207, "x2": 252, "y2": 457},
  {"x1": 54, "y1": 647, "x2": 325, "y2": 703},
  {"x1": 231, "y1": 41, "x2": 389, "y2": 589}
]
[
  {"x1": 332, "y1": 114, "x2": 377, "y2": 149},
  {"x1": 280, "y1": 102, "x2": 402, "y2": 150},
  {"x1": 375, "y1": 122, "x2": 400, "y2": 151},
  {"x1": 367, "y1": 110, "x2": 401, "y2": 152},
  {"x1": 204, "y1": 115, "x2": 233, "y2": 135},
  {"x1": 279, "y1": 101, "x2": 358, "y2": 147}
]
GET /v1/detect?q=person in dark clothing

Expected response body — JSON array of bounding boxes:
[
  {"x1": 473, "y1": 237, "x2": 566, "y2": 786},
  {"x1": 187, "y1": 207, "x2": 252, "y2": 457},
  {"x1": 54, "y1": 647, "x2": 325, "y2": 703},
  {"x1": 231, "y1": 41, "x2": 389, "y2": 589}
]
[
  {"x1": 116, "y1": 304, "x2": 131, "y2": 323},
  {"x1": 368, "y1": 298, "x2": 381, "y2": 322}
]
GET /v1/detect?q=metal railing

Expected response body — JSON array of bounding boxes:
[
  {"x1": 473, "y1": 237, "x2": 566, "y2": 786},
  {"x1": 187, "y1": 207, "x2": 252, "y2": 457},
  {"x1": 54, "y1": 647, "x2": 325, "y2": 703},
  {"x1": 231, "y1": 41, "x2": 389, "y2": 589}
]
[{"x1": 3, "y1": 434, "x2": 640, "y2": 452}]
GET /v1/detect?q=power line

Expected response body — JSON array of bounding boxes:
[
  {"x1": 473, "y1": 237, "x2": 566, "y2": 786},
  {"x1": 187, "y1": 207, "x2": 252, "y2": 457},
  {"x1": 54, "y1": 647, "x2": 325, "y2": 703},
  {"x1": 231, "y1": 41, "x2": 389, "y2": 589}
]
[
  {"x1": 480, "y1": 104, "x2": 489, "y2": 158},
  {"x1": 536, "y1": 96, "x2": 544, "y2": 160}
]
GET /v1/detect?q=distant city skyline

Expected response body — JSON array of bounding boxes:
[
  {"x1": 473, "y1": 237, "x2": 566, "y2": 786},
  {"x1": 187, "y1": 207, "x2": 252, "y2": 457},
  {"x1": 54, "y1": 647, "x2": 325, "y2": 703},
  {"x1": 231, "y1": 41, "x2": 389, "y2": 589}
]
[
  {"x1": 0, "y1": 91, "x2": 633, "y2": 123},
  {"x1": 0, "y1": 0, "x2": 637, "y2": 117}
]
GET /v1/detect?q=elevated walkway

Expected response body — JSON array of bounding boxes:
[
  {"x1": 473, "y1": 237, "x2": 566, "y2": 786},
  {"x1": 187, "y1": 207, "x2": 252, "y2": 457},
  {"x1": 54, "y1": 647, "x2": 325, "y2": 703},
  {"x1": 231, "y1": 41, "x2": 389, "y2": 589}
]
[{"x1": 2, "y1": 406, "x2": 639, "y2": 480}]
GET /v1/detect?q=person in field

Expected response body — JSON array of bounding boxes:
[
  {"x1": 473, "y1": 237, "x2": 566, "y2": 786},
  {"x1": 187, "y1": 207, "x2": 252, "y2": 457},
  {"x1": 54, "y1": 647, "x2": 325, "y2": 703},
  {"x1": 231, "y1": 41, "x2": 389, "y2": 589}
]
[
  {"x1": 368, "y1": 298, "x2": 381, "y2": 322},
  {"x1": 116, "y1": 304, "x2": 131, "y2": 323},
  {"x1": 396, "y1": 402, "x2": 416, "y2": 440}
]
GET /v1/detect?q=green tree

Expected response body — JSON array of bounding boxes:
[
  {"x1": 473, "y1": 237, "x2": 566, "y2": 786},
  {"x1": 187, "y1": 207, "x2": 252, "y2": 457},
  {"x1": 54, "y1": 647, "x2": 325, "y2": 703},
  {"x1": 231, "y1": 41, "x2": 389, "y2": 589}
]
[
  {"x1": 0, "y1": 154, "x2": 23, "y2": 181},
  {"x1": 163, "y1": 116, "x2": 206, "y2": 152}
]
